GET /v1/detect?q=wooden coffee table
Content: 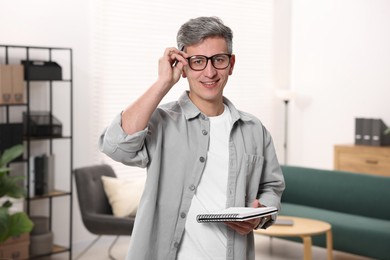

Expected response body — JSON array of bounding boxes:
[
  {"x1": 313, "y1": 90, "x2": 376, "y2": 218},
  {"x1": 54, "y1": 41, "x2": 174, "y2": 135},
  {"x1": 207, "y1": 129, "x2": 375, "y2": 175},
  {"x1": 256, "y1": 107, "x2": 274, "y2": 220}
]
[{"x1": 254, "y1": 216, "x2": 333, "y2": 260}]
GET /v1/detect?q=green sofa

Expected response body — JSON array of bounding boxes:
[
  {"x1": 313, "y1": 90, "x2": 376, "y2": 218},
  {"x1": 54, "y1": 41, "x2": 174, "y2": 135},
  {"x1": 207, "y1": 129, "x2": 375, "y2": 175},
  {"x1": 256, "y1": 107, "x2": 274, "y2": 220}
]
[{"x1": 280, "y1": 165, "x2": 390, "y2": 260}]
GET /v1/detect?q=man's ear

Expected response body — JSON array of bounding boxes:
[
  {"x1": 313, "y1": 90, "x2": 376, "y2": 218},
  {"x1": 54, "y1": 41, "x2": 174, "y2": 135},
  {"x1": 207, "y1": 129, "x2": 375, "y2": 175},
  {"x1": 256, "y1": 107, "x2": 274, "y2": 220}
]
[{"x1": 229, "y1": 54, "x2": 236, "y2": 75}]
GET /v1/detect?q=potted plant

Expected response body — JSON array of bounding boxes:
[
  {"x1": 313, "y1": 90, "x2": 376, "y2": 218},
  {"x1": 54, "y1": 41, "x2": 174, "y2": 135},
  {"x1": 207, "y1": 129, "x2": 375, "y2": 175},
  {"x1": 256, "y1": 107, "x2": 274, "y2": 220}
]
[{"x1": 0, "y1": 144, "x2": 34, "y2": 243}]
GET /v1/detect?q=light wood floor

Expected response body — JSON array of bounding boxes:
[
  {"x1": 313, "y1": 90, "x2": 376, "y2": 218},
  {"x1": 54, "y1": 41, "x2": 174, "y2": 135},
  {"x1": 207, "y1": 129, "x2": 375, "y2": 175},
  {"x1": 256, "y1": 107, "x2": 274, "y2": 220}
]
[{"x1": 50, "y1": 234, "x2": 374, "y2": 260}]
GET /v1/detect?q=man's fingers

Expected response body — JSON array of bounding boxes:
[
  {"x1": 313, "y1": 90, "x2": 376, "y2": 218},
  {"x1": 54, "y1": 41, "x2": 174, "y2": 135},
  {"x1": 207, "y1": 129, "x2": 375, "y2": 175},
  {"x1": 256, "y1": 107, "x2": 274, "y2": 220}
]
[{"x1": 225, "y1": 218, "x2": 262, "y2": 235}]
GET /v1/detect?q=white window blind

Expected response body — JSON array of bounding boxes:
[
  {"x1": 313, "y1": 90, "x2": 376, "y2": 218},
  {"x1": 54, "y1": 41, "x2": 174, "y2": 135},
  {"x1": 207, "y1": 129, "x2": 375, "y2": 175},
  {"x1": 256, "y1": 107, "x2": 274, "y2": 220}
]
[{"x1": 90, "y1": 0, "x2": 275, "y2": 177}]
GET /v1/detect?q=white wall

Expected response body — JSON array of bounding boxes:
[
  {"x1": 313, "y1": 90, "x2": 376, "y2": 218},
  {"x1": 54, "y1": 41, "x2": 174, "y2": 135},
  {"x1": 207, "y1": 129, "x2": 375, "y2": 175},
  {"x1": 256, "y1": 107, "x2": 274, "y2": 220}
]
[{"x1": 288, "y1": 0, "x2": 390, "y2": 169}]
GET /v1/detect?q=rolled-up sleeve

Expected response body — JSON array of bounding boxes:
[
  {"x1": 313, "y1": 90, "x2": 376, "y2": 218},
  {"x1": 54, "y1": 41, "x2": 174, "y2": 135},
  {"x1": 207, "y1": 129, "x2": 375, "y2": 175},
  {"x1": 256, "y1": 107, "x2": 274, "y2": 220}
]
[{"x1": 98, "y1": 113, "x2": 149, "y2": 167}]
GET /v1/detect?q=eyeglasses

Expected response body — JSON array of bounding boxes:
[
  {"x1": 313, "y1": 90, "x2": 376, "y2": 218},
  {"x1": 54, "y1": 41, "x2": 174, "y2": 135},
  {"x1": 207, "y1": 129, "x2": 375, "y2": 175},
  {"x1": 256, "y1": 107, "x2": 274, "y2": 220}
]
[{"x1": 186, "y1": 53, "x2": 232, "y2": 71}]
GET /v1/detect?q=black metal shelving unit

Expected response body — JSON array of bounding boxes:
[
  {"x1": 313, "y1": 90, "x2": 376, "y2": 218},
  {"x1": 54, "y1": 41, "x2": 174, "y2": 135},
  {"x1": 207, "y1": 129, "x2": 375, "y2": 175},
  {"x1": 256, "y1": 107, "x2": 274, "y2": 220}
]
[{"x1": 0, "y1": 44, "x2": 73, "y2": 259}]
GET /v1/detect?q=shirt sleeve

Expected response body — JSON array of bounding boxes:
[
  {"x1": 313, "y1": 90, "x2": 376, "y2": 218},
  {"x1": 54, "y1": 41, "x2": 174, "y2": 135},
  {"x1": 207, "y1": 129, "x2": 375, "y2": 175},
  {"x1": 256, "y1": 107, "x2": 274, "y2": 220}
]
[{"x1": 98, "y1": 112, "x2": 149, "y2": 167}]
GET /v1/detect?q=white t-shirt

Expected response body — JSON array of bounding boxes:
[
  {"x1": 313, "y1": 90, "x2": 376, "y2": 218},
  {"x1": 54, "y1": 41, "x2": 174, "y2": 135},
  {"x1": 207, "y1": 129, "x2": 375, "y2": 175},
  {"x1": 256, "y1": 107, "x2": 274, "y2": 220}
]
[{"x1": 177, "y1": 105, "x2": 232, "y2": 260}]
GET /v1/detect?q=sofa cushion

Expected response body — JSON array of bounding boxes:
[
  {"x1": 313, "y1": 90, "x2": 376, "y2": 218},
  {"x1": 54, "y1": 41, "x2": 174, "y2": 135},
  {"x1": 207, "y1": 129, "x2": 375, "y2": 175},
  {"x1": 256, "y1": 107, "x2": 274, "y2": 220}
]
[
  {"x1": 281, "y1": 165, "x2": 390, "y2": 220},
  {"x1": 281, "y1": 203, "x2": 390, "y2": 259},
  {"x1": 101, "y1": 175, "x2": 145, "y2": 217}
]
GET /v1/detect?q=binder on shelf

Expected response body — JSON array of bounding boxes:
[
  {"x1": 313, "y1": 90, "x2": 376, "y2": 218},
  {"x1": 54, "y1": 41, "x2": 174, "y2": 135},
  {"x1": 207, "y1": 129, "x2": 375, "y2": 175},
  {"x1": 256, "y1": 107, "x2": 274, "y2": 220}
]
[
  {"x1": 354, "y1": 117, "x2": 390, "y2": 147},
  {"x1": 371, "y1": 119, "x2": 390, "y2": 146},
  {"x1": 361, "y1": 118, "x2": 372, "y2": 145},
  {"x1": 21, "y1": 60, "x2": 62, "y2": 81},
  {"x1": 354, "y1": 118, "x2": 364, "y2": 145}
]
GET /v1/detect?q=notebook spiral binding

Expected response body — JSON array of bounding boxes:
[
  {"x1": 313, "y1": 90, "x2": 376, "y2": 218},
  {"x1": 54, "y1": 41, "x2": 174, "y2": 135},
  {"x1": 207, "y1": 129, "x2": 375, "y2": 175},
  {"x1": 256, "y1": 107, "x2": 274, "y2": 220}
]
[{"x1": 196, "y1": 213, "x2": 239, "y2": 223}]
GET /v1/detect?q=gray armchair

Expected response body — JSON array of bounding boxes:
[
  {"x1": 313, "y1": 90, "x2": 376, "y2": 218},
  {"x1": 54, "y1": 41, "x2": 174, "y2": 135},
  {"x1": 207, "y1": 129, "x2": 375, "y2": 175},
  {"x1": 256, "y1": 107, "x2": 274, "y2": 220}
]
[{"x1": 74, "y1": 164, "x2": 135, "y2": 259}]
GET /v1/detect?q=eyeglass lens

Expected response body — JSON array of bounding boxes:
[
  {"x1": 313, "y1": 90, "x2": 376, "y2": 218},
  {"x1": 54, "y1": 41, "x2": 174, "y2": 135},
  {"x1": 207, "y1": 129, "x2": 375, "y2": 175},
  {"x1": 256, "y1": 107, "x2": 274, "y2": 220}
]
[{"x1": 188, "y1": 54, "x2": 231, "y2": 71}]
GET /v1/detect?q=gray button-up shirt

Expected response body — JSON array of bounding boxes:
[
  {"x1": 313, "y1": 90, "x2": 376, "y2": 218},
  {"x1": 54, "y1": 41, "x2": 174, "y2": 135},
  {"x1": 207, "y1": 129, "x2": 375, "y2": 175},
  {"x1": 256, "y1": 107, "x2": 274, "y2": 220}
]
[{"x1": 99, "y1": 91, "x2": 285, "y2": 260}]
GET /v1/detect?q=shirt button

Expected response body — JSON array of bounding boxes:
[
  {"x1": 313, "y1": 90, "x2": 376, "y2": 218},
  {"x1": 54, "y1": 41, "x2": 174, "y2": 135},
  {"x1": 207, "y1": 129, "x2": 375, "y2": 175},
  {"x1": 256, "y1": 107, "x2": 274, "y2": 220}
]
[
  {"x1": 174, "y1": 242, "x2": 179, "y2": 248},
  {"x1": 180, "y1": 212, "x2": 186, "y2": 218},
  {"x1": 202, "y1": 130, "x2": 208, "y2": 135},
  {"x1": 189, "y1": 184, "x2": 196, "y2": 191},
  {"x1": 199, "y1": 156, "x2": 205, "y2": 163}
]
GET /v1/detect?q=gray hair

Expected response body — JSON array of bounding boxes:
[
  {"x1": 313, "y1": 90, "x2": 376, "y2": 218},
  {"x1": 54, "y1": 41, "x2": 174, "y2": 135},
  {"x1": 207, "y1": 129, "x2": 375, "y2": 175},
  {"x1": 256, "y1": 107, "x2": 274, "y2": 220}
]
[{"x1": 177, "y1": 16, "x2": 233, "y2": 54}]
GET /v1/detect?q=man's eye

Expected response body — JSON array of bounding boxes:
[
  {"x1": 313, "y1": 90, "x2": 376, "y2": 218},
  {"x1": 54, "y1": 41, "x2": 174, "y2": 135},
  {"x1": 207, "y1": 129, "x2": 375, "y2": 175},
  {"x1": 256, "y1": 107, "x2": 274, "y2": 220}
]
[
  {"x1": 192, "y1": 59, "x2": 204, "y2": 65},
  {"x1": 214, "y1": 56, "x2": 227, "y2": 63}
]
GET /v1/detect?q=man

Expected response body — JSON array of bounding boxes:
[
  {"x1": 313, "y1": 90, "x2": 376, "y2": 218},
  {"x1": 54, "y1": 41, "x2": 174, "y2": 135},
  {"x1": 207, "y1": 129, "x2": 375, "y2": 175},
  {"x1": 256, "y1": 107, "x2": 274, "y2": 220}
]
[{"x1": 99, "y1": 16, "x2": 285, "y2": 260}]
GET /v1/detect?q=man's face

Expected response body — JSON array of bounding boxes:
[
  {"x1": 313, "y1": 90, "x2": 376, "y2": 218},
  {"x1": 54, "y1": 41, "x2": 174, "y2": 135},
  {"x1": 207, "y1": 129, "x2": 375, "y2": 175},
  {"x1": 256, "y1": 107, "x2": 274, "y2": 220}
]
[{"x1": 182, "y1": 36, "x2": 235, "y2": 107}]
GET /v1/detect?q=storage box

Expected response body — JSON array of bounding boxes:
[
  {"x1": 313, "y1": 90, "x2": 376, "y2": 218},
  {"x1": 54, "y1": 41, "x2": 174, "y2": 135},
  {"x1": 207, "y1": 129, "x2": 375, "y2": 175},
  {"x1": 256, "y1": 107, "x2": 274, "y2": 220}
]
[
  {"x1": 0, "y1": 233, "x2": 30, "y2": 260},
  {"x1": 23, "y1": 111, "x2": 62, "y2": 137},
  {"x1": 21, "y1": 60, "x2": 62, "y2": 81},
  {"x1": 0, "y1": 64, "x2": 13, "y2": 104},
  {"x1": 0, "y1": 123, "x2": 23, "y2": 157},
  {"x1": 30, "y1": 232, "x2": 53, "y2": 257},
  {"x1": 30, "y1": 216, "x2": 49, "y2": 235}
]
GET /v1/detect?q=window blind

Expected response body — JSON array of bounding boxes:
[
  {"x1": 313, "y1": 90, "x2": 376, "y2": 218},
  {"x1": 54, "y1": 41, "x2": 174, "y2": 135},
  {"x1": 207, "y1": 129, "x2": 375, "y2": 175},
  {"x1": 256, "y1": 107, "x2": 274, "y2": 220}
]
[{"x1": 90, "y1": 0, "x2": 275, "y2": 177}]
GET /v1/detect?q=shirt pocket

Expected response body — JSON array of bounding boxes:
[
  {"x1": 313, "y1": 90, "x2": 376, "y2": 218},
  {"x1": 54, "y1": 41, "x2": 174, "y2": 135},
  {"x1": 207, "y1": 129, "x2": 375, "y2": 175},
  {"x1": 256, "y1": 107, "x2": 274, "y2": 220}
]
[{"x1": 243, "y1": 153, "x2": 264, "y2": 205}]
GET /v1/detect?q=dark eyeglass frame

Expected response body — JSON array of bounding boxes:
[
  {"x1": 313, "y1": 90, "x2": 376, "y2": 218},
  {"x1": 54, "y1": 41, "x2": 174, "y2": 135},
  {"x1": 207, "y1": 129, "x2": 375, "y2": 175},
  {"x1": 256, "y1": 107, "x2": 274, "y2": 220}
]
[{"x1": 186, "y1": 53, "x2": 232, "y2": 71}]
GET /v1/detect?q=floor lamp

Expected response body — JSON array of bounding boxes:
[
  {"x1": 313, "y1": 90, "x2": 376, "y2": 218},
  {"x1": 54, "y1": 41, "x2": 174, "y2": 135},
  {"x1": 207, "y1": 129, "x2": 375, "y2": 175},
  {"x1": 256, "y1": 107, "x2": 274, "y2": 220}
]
[{"x1": 276, "y1": 90, "x2": 294, "y2": 165}]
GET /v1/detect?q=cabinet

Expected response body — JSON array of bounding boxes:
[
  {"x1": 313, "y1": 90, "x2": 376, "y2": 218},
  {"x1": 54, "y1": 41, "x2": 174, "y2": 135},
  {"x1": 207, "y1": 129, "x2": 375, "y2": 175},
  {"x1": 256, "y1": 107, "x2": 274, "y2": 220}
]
[
  {"x1": 0, "y1": 44, "x2": 73, "y2": 259},
  {"x1": 334, "y1": 144, "x2": 390, "y2": 177}
]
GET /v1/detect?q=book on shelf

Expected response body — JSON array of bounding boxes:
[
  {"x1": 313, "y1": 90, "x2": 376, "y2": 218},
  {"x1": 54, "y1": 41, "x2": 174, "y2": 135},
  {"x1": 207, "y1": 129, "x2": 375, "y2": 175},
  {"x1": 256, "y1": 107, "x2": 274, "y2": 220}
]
[
  {"x1": 28, "y1": 156, "x2": 35, "y2": 198},
  {"x1": 196, "y1": 206, "x2": 278, "y2": 223},
  {"x1": 43, "y1": 154, "x2": 55, "y2": 194},
  {"x1": 28, "y1": 154, "x2": 55, "y2": 197},
  {"x1": 34, "y1": 156, "x2": 45, "y2": 195}
]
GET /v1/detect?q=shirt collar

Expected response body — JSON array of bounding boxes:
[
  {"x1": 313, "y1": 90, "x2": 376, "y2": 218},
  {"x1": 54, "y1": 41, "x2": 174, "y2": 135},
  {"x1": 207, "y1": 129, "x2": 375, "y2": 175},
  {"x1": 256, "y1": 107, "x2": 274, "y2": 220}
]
[{"x1": 178, "y1": 91, "x2": 252, "y2": 122}]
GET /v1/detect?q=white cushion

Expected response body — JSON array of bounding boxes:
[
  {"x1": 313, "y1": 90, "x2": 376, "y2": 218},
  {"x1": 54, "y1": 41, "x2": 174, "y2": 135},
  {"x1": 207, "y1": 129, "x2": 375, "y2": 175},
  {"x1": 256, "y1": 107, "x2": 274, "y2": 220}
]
[{"x1": 101, "y1": 175, "x2": 145, "y2": 217}]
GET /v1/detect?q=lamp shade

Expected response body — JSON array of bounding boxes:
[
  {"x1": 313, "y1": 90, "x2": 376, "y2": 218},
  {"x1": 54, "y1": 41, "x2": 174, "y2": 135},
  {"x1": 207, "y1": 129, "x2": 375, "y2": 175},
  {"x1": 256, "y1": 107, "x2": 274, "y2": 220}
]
[{"x1": 275, "y1": 89, "x2": 295, "y2": 101}]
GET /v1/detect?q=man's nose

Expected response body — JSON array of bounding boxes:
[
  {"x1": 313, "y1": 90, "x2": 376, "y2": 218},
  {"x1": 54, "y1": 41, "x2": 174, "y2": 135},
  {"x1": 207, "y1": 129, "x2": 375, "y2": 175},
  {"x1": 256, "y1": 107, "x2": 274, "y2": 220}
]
[{"x1": 203, "y1": 60, "x2": 217, "y2": 77}]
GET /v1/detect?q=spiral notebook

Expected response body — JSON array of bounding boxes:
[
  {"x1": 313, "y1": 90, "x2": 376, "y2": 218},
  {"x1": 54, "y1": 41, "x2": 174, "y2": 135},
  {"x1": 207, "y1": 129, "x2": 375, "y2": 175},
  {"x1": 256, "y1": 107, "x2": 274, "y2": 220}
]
[{"x1": 196, "y1": 206, "x2": 278, "y2": 223}]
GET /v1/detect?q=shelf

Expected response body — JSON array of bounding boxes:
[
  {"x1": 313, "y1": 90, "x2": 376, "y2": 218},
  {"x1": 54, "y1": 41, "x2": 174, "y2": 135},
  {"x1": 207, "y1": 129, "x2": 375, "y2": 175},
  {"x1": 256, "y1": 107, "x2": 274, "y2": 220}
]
[
  {"x1": 52, "y1": 244, "x2": 70, "y2": 254},
  {"x1": 25, "y1": 79, "x2": 72, "y2": 82},
  {"x1": 0, "y1": 103, "x2": 28, "y2": 107},
  {"x1": 30, "y1": 244, "x2": 70, "y2": 259},
  {"x1": 24, "y1": 135, "x2": 72, "y2": 140},
  {"x1": 1, "y1": 44, "x2": 73, "y2": 260},
  {"x1": 29, "y1": 190, "x2": 71, "y2": 200},
  {"x1": 0, "y1": 44, "x2": 71, "y2": 51}
]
